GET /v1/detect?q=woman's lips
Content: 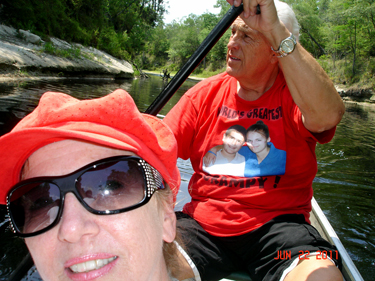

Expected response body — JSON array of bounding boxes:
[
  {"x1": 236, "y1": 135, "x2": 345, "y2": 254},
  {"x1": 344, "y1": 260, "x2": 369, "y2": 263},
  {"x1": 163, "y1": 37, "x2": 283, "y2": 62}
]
[
  {"x1": 69, "y1": 257, "x2": 117, "y2": 273},
  {"x1": 65, "y1": 255, "x2": 118, "y2": 281}
]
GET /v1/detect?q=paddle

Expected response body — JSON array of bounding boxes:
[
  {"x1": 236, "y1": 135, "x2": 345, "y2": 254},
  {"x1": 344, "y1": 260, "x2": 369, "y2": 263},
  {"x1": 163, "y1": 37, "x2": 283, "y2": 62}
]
[
  {"x1": 8, "y1": 4, "x2": 256, "y2": 281},
  {"x1": 145, "y1": 3, "x2": 246, "y2": 115},
  {"x1": 8, "y1": 253, "x2": 34, "y2": 281}
]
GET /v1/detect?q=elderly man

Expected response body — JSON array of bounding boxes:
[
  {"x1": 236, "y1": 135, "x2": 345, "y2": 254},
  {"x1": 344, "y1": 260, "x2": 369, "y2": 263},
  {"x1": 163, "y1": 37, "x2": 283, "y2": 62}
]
[{"x1": 165, "y1": 0, "x2": 345, "y2": 280}]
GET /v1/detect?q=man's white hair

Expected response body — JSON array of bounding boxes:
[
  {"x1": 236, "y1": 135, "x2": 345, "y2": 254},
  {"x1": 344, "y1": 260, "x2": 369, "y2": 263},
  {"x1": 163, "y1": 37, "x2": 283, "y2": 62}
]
[{"x1": 275, "y1": 0, "x2": 300, "y2": 41}]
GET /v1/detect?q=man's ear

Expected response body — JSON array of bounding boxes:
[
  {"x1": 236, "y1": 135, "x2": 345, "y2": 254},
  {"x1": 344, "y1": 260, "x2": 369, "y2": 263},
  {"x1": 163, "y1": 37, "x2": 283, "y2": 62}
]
[{"x1": 162, "y1": 193, "x2": 176, "y2": 243}]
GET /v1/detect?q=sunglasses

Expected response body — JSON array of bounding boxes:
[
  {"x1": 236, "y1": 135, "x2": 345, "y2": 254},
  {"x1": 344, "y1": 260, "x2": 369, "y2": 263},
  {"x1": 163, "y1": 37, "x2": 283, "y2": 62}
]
[{"x1": 6, "y1": 156, "x2": 164, "y2": 237}]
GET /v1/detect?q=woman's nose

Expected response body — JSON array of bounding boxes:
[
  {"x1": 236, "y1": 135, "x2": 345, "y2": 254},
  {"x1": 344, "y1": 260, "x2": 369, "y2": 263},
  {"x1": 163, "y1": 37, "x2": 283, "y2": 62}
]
[{"x1": 57, "y1": 193, "x2": 100, "y2": 243}]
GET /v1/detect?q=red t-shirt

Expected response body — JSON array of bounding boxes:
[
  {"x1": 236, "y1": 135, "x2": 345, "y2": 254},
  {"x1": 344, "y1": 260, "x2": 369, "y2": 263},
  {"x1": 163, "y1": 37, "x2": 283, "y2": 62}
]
[{"x1": 164, "y1": 71, "x2": 335, "y2": 237}]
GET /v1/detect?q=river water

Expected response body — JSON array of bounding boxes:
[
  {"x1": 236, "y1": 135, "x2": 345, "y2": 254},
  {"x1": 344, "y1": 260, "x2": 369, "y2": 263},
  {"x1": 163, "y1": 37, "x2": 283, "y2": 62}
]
[{"x1": 0, "y1": 75, "x2": 374, "y2": 280}]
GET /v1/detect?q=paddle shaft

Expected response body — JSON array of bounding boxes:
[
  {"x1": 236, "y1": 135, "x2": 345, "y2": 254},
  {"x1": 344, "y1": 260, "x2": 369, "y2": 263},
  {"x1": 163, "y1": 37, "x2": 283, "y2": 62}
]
[
  {"x1": 145, "y1": 4, "x2": 245, "y2": 115},
  {"x1": 8, "y1": 253, "x2": 34, "y2": 281}
]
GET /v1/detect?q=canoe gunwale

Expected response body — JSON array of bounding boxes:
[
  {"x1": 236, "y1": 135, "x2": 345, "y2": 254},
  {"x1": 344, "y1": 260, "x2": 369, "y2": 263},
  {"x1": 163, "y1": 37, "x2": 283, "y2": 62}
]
[{"x1": 311, "y1": 197, "x2": 363, "y2": 281}]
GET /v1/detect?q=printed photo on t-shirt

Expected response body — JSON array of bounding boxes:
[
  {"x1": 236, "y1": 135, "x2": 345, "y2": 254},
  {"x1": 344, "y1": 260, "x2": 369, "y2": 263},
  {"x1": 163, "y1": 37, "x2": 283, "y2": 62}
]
[{"x1": 202, "y1": 121, "x2": 286, "y2": 178}]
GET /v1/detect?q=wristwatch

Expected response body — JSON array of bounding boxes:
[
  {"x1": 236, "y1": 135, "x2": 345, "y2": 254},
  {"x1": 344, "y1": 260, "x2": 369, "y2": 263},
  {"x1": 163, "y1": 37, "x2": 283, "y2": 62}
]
[{"x1": 271, "y1": 33, "x2": 297, "y2": 58}]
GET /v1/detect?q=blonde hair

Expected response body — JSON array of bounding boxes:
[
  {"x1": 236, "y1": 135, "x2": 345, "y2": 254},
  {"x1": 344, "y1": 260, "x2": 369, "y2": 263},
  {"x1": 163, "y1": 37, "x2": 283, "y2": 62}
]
[{"x1": 154, "y1": 184, "x2": 184, "y2": 277}]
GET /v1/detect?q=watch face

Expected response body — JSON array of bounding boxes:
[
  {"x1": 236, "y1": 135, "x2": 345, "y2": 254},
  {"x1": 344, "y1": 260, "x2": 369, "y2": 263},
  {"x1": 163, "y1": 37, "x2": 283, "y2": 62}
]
[{"x1": 281, "y1": 39, "x2": 295, "y2": 53}]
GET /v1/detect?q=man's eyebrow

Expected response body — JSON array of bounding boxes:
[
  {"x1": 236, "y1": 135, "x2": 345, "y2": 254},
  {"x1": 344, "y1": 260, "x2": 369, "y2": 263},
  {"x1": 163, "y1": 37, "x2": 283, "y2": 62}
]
[{"x1": 231, "y1": 23, "x2": 252, "y2": 34}]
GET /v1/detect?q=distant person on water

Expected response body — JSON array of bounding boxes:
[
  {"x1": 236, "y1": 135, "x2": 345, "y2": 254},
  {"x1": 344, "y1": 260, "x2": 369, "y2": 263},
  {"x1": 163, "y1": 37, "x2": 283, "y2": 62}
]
[
  {"x1": 0, "y1": 90, "x2": 184, "y2": 281},
  {"x1": 164, "y1": 0, "x2": 345, "y2": 280}
]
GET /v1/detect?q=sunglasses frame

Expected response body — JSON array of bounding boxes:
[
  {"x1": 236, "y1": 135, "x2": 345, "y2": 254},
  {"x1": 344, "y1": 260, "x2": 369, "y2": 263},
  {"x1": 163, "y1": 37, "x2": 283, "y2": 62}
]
[{"x1": 6, "y1": 156, "x2": 164, "y2": 237}]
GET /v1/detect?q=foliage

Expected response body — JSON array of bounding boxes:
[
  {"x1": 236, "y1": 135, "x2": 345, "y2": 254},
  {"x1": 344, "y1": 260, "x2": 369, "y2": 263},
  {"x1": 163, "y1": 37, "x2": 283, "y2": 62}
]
[
  {"x1": 141, "y1": 0, "x2": 373, "y2": 88},
  {"x1": 0, "y1": 0, "x2": 166, "y2": 60},
  {"x1": 42, "y1": 42, "x2": 82, "y2": 59},
  {"x1": 141, "y1": 1, "x2": 232, "y2": 73},
  {"x1": 284, "y1": 0, "x2": 375, "y2": 85},
  {"x1": 0, "y1": 0, "x2": 373, "y2": 87}
]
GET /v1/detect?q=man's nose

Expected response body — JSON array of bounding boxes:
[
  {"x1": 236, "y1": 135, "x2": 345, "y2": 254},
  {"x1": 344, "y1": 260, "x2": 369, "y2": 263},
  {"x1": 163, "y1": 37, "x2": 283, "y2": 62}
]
[{"x1": 227, "y1": 35, "x2": 240, "y2": 50}]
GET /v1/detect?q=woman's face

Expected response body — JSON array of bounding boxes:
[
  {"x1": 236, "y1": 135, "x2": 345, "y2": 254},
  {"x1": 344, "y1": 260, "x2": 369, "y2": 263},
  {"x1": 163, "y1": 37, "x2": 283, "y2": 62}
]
[
  {"x1": 246, "y1": 131, "x2": 270, "y2": 155},
  {"x1": 24, "y1": 140, "x2": 176, "y2": 281}
]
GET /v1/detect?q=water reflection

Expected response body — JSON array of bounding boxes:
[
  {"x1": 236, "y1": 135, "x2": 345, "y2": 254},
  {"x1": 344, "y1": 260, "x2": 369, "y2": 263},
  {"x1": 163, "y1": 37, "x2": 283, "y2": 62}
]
[
  {"x1": 314, "y1": 102, "x2": 375, "y2": 276},
  {"x1": 0, "y1": 76, "x2": 374, "y2": 280}
]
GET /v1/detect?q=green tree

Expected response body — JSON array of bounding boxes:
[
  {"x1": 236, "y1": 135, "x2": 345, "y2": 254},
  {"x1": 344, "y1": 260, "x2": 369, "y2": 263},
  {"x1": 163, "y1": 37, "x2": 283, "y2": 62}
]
[
  {"x1": 144, "y1": 24, "x2": 170, "y2": 67},
  {"x1": 285, "y1": 0, "x2": 326, "y2": 57},
  {"x1": 0, "y1": 0, "x2": 167, "y2": 59},
  {"x1": 215, "y1": 0, "x2": 232, "y2": 17}
]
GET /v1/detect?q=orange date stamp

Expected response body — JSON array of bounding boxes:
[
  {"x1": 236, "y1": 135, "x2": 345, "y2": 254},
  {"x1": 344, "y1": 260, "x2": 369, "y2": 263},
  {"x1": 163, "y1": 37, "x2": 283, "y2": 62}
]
[{"x1": 274, "y1": 250, "x2": 339, "y2": 260}]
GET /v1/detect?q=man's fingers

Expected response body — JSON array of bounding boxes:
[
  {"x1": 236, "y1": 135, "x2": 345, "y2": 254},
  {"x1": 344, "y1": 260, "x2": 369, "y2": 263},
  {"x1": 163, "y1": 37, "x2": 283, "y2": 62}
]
[
  {"x1": 243, "y1": 0, "x2": 250, "y2": 18},
  {"x1": 240, "y1": 1, "x2": 261, "y2": 18},
  {"x1": 249, "y1": 3, "x2": 261, "y2": 16}
]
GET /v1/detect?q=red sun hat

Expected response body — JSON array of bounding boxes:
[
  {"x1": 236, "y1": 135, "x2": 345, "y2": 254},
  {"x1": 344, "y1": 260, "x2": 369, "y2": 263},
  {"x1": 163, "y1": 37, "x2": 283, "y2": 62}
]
[{"x1": 0, "y1": 89, "x2": 180, "y2": 204}]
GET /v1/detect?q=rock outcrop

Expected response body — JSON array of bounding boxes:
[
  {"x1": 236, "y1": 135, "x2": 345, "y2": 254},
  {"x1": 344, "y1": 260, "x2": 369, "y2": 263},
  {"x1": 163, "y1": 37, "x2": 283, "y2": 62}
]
[
  {"x1": 336, "y1": 85, "x2": 375, "y2": 103},
  {"x1": 0, "y1": 25, "x2": 134, "y2": 79}
]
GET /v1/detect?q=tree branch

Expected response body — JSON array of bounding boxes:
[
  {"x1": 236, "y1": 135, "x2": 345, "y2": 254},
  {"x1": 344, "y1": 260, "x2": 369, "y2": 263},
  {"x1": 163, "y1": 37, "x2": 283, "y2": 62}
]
[{"x1": 300, "y1": 23, "x2": 326, "y2": 57}]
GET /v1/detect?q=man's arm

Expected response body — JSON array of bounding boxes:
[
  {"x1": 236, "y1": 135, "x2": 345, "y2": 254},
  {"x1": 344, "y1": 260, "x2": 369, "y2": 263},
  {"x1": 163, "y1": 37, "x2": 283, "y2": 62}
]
[
  {"x1": 228, "y1": 0, "x2": 345, "y2": 133},
  {"x1": 203, "y1": 145, "x2": 223, "y2": 166},
  {"x1": 163, "y1": 95, "x2": 197, "y2": 160}
]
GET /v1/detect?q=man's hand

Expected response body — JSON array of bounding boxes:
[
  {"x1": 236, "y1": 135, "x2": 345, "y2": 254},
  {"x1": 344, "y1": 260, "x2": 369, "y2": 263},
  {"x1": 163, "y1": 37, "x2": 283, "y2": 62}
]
[
  {"x1": 203, "y1": 145, "x2": 223, "y2": 167},
  {"x1": 227, "y1": 0, "x2": 259, "y2": 18},
  {"x1": 203, "y1": 152, "x2": 217, "y2": 167},
  {"x1": 226, "y1": 0, "x2": 286, "y2": 48}
]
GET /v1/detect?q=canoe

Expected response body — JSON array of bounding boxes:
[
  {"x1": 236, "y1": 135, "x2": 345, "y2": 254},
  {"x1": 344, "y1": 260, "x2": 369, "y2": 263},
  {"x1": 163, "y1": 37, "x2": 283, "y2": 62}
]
[
  {"x1": 175, "y1": 174, "x2": 364, "y2": 281},
  {"x1": 8, "y1": 169, "x2": 364, "y2": 281},
  {"x1": 218, "y1": 198, "x2": 364, "y2": 281}
]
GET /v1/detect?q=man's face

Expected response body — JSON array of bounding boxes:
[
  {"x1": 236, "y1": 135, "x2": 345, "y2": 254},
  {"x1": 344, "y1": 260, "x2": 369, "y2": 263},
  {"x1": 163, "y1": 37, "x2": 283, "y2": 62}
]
[
  {"x1": 222, "y1": 130, "x2": 245, "y2": 155},
  {"x1": 226, "y1": 18, "x2": 274, "y2": 81}
]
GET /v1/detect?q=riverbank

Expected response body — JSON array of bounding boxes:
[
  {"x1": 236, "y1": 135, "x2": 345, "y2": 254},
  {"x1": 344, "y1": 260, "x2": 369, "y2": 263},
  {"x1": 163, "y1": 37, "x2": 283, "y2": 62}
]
[
  {"x1": 0, "y1": 25, "x2": 134, "y2": 80},
  {"x1": 145, "y1": 70, "x2": 375, "y2": 104},
  {"x1": 1, "y1": 23, "x2": 373, "y2": 104},
  {"x1": 144, "y1": 70, "x2": 205, "y2": 81}
]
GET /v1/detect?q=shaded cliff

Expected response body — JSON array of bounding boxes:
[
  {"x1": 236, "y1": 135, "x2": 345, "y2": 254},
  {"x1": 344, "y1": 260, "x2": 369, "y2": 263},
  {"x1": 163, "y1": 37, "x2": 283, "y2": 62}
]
[{"x1": 0, "y1": 25, "x2": 134, "y2": 79}]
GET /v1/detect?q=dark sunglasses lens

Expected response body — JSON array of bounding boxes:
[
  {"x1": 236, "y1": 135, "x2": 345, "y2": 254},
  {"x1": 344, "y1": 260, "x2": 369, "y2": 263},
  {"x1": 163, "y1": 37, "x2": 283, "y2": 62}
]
[
  {"x1": 9, "y1": 182, "x2": 60, "y2": 235},
  {"x1": 77, "y1": 159, "x2": 146, "y2": 211}
]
